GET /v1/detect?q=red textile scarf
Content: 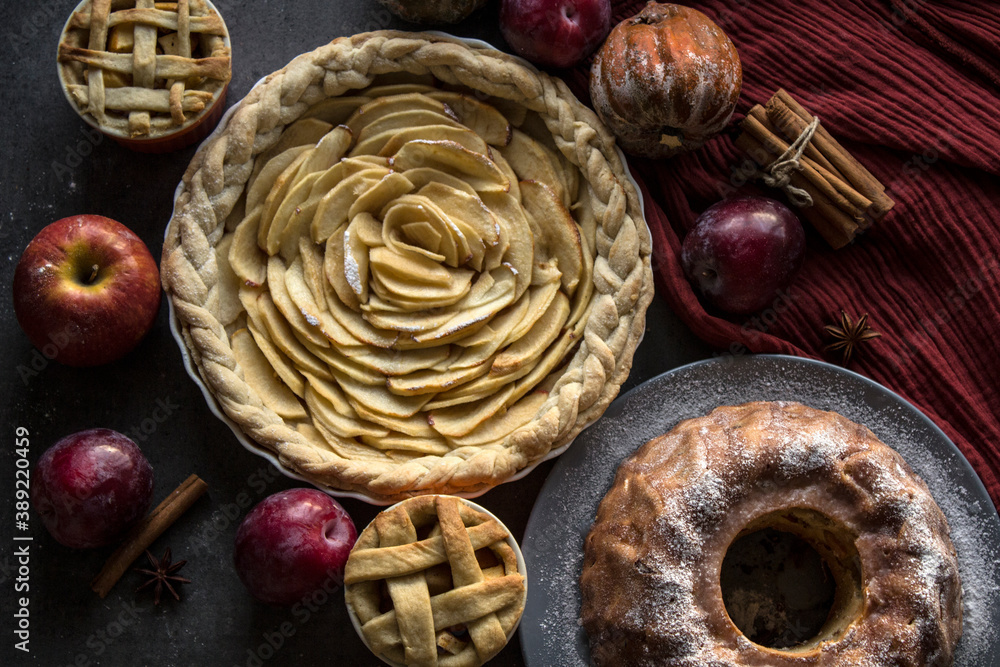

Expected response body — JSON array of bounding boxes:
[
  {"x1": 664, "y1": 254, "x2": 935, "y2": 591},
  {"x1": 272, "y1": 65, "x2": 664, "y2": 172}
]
[{"x1": 566, "y1": 0, "x2": 1000, "y2": 510}]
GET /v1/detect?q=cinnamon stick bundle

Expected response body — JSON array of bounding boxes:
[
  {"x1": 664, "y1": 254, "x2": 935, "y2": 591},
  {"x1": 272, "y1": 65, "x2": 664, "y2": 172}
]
[{"x1": 736, "y1": 89, "x2": 895, "y2": 248}]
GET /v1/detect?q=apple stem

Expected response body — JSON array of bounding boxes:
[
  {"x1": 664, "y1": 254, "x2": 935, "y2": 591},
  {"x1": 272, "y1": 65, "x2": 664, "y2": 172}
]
[{"x1": 88, "y1": 264, "x2": 99, "y2": 283}]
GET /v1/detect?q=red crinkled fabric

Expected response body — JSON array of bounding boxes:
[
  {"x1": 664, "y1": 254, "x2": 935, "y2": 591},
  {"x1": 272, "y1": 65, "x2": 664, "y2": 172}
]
[{"x1": 566, "y1": 0, "x2": 1000, "y2": 511}]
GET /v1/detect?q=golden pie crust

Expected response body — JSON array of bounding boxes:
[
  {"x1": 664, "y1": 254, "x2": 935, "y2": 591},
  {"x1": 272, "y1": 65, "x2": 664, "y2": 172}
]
[
  {"x1": 58, "y1": 0, "x2": 231, "y2": 140},
  {"x1": 345, "y1": 495, "x2": 525, "y2": 666},
  {"x1": 162, "y1": 31, "x2": 654, "y2": 502}
]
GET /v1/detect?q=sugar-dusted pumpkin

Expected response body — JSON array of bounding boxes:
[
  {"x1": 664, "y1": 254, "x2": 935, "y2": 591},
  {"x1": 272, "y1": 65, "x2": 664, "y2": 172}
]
[
  {"x1": 590, "y1": 2, "x2": 742, "y2": 159},
  {"x1": 379, "y1": 0, "x2": 488, "y2": 24}
]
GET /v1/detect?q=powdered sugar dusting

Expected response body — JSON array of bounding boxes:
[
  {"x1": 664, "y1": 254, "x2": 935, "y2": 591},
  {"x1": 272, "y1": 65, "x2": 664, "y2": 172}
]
[{"x1": 520, "y1": 356, "x2": 1000, "y2": 667}]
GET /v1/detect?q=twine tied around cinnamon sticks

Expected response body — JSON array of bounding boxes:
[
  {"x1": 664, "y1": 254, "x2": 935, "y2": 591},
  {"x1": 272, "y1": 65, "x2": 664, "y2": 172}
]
[
  {"x1": 736, "y1": 90, "x2": 895, "y2": 249},
  {"x1": 759, "y1": 116, "x2": 820, "y2": 207}
]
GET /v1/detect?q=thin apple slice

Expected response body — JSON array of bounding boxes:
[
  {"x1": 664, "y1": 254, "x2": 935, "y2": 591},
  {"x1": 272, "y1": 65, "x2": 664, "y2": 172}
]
[
  {"x1": 266, "y1": 256, "x2": 330, "y2": 349},
  {"x1": 369, "y1": 267, "x2": 475, "y2": 311},
  {"x1": 256, "y1": 150, "x2": 311, "y2": 249},
  {"x1": 255, "y1": 296, "x2": 333, "y2": 382},
  {"x1": 457, "y1": 297, "x2": 528, "y2": 350},
  {"x1": 431, "y1": 358, "x2": 533, "y2": 405},
  {"x1": 352, "y1": 403, "x2": 438, "y2": 438},
  {"x1": 360, "y1": 296, "x2": 454, "y2": 334},
  {"x1": 418, "y1": 182, "x2": 500, "y2": 250},
  {"x1": 406, "y1": 168, "x2": 478, "y2": 197},
  {"x1": 214, "y1": 234, "x2": 242, "y2": 327},
  {"x1": 245, "y1": 319, "x2": 306, "y2": 398},
  {"x1": 229, "y1": 208, "x2": 267, "y2": 287},
  {"x1": 306, "y1": 385, "x2": 390, "y2": 440},
  {"x1": 310, "y1": 421, "x2": 392, "y2": 462},
  {"x1": 489, "y1": 150, "x2": 521, "y2": 203},
  {"x1": 426, "y1": 91, "x2": 513, "y2": 146},
  {"x1": 423, "y1": 387, "x2": 495, "y2": 411},
  {"x1": 566, "y1": 227, "x2": 594, "y2": 329},
  {"x1": 359, "y1": 431, "x2": 451, "y2": 456},
  {"x1": 386, "y1": 360, "x2": 491, "y2": 396},
  {"x1": 491, "y1": 291, "x2": 569, "y2": 377},
  {"x1": 427, "y1": 384, "x2": 517, "y2": 438},
  {"x1": 478, "y1": 191, "x2": 534, "y2": 298},
  {"x1": 377, "y1": 125, "x2": 490, "y2": 158},
  {"x1": 283, "y1": 255, "x2": 364, "y2": 349},
  {"x1": 298, "y1": 236, "x2": 328, "y2": 313},
  {"x1": 258, "y1": 118, "x2": 333, "y2": 168},
  {"x1": 499, "y1": 129, "x2": 566, "y2": 205},
  {"x1": 325, "y1": 222, "x2": 361, "y2": 311},
  {"x1": 302, "y1": 336, "x2": 385, "y2": 386},
  {"x1": 231, "y1": 328, "x2": 307, "y2": 420},
  {"x1": 347, "y1": 171, "x2": 414, "y2": 220},
  {"x1": 519, "y1": 180, "x2": 585, "y2": 295},
  {"x1": 361, "y1": 83, "x2": 438, "y2": 97},
  {"x1": 369, "y1": 245, "x2": 470, "y2": 292},
  {"x1": 334, "y1": 370, "x2": 432, "y2": 419},
  {"x1": 300, "y1": 96, "x2": 371, "y2": 125},
  {"x1": 411, "y1": 267, "x2": 516, "y2": 345},
  {"x1": 505, "y1": 280, "x2": 560, "y2": 345},
  {"x1": 311, "y1": 167, "x2": 390, "y2": 243},
  {"x1": 351, "y1": 121, "x2": 460, "y2": 157},
  {"x1": 322, "y1": 283, "x2": 401, "y2": 349},
  {"x1": 389, "y1": 140, "x2": 509, "y2": 193},
  {"x1": 268, "y1": 170, "x2": 323, "y2": 258},
  {"x1": 302, "y1": 370, "x2": 356, "y2": 416},
  {"x1": 353, "y1": 109, "x2": 463, "y2": 147},
  {"x1": 381, "y1": 195, "x2": 462, "y2": 267},
  {"x1": 345, "y1": 93, "x2": 453, "y2": 138},
  {"x1": 247, "y1": 145, "x2": 311, "y2": 213},
  {"x1": 444, "y1": 390, "x2": 547, "y2": 448},
  {"x1": 340, "y1": 344, "x2": 450, "y2": 377},
  {"x1": 300, "y1": 125, "x2": 353, "y2": 174}
]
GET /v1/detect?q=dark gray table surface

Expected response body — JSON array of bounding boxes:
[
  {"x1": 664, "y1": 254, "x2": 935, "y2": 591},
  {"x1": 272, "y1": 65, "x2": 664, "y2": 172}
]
[{"x1": 0, "y1": 2, "x2": 712, "y2": 665}]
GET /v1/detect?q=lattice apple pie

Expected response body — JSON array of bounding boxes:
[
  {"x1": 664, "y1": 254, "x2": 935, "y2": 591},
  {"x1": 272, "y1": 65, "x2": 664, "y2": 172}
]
[
  {"x1": 58, "y1": 0, "x2": 231, "y2": 148},
  {"x1": 162, "y1": 31, "x2": 653, "y2": 501},
  {"x1": 345, "y1": 495, "x2": 525, "y2": 666}
]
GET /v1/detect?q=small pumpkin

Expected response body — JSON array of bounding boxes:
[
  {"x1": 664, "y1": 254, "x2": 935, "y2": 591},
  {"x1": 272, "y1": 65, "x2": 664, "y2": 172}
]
[
  {"x1": 590, "y1": 2, "x2": 742, "y2": 159},
  {"x1": 379, "y1": 0, "x2": 489, "y2": 24}
]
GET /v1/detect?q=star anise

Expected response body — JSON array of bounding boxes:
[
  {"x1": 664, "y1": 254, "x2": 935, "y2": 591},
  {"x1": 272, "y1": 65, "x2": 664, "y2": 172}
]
[
  {"x1": 823, "y1": 311, "x2": 881, "y2": 365},
  {"x1": 135, "y1": 548, "x2": 190, "y2": 605}
]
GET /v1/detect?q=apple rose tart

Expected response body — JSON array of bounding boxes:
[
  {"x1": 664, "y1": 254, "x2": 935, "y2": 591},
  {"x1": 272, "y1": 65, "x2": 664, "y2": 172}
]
[{"x1": 162, "y1": 31, "x2": 653, "y2": 501}]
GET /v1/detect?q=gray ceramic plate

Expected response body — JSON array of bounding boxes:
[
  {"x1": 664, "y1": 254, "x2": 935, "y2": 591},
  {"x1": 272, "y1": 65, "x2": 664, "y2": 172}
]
[{"x1": 519, "y1": 354, "x2": 1000, "y2": 666}]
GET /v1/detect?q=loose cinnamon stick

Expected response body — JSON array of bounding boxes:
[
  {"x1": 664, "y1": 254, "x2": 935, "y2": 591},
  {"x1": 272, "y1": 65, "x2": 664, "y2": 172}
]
[
  {"x1": 773, "y1": 89, "x2": 895, "y2": 216},
  {"x1": 92, "y1": 474, "x2": 208, "y2": 598}
]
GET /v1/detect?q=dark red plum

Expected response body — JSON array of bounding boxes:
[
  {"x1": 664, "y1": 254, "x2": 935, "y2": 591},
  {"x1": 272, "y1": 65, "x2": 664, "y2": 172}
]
[
  {"x1": 234, "y1": 488, "x2": 357, "y2": 606},
  {"x1": 500, "y1": 0, "x2": 611, "y2": 69},
  {"x1": 681, "y1": 196, "x2": 806, "y2": 314},
  {"x1": 32, "y1": 429, "x2": 154, "y2": 549}
]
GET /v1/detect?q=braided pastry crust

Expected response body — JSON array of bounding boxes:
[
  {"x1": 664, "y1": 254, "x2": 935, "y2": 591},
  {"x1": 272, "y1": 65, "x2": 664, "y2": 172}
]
[{"x1": 162, "y1": 31, "x2": 653, "y2": 502}]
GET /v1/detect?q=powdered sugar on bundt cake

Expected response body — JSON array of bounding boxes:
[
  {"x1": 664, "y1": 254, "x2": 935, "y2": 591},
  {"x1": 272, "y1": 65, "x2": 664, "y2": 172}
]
[{"x1": 580, "y1": 401, "x2": 962, "y2": 666}]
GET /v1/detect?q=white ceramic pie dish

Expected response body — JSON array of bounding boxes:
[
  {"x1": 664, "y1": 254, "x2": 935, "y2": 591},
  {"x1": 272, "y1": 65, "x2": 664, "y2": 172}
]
[
  {"x1": 343, "y1": 495, "x2": 527, "y2": 667},
  {"x1": 164, "y1": 31, "x2": 650, "y2": 505}
]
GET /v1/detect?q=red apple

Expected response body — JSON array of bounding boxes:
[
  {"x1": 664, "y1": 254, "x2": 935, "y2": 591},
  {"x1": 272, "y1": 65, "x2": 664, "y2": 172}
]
[
  {"x1": 12, "y1": 214, "x2": 161, "y2": 367},
  {"x1": 681, "y1": 196, "x2": 805, "y2": 314},
  {"x1": 32, "y1": 429, "x2": 154, "y2": 549},
  {"x1": 234, "y1": 489, "x2": 357, "y2": 606},
  {"x1": 500, "y1": 0, "x2": 612, "y2": 69}
]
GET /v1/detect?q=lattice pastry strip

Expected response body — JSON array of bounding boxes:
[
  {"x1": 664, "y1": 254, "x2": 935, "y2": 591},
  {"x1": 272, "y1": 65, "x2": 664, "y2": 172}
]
[
  {"x1": 345, "y1": 496, "x2": 526, "y2": 667},
  {"x1": 59, "y1": 0, "x2": 231, "y2": 138}
]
